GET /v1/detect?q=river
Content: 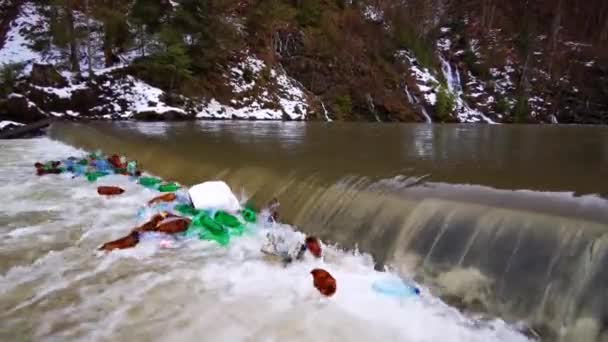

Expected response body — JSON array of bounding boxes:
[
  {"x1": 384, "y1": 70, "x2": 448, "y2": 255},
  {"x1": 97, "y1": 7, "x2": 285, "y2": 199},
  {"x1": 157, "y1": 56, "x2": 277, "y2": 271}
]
[{"x1": 3, "y1": 121, "x2": 608, "y2": 341}]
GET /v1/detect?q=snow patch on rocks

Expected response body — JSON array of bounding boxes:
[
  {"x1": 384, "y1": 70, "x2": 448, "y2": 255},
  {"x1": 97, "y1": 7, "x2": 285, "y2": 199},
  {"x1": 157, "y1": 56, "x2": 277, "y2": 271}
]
[
  {"x1": 198, "y1": 54, "x2": 308, "y2": 120},
  {"x1": 0, "y1": 120, "x2": 24, "y2": 129}
]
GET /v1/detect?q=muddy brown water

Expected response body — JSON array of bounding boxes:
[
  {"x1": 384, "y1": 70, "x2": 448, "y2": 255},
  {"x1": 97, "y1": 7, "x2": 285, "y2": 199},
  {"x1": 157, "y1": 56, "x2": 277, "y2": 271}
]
[{"x1": 50, "y1": 121, "x2": 608, "y2": 341}]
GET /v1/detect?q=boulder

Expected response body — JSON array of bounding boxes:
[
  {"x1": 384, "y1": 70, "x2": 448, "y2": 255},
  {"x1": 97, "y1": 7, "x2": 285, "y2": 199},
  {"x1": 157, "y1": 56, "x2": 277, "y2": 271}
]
[
  {"x1": 5, "y1": 94, "x2": 46, "y2": 122},
  {"x1": 134, "y1": 109, "x2": 188, "y2": 121},
  {"x1": 71, "y1": 87, "x2": 99, "y2": 115},
  {"x1": 30, "y1": 63, "x2": 68, "y2": 88}
]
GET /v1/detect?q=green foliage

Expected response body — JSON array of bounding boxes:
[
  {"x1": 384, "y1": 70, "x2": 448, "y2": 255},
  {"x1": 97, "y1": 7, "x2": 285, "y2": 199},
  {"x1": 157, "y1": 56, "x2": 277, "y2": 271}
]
[
  {"x1": 242, "y1": 66, "x2": 254, "y2": 84},
  {"x1": 131, "y1": 0, "x2": 166, "y2": 33},
  {"x1": 296, "y1": 0, "x2": 322, "y2": 27},
  {"x1": 435, "y1": 86, "x2": 455, "y2": 121},
  {"x1": 393, "y1": 26, "x2": 435, "y2": 69},
  {"x1": 334, "y1": 94, "x2": 352, "y2": 114},
  {"x1": 246, "y1": 0, "x2": 296, "y2": 39},
  {"x1": 463, "y1": 46, "x2": 490, "y2": 80},
  {"x1": 512, "y1": 95, "x2": 529, "y2": 123},
  {"x1": 0, "y1": 63, "x2": 25, "y2": 96},
  {"x1": 494, "y1": 97, "x2": 510, "y2": 114},
  {"x1": 96, "y1": 6, "x2": 131, "y2": 51}
]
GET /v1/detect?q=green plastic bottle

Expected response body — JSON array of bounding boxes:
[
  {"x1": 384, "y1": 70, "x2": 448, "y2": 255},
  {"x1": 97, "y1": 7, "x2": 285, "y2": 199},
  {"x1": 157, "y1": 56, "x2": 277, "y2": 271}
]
[
  {"x1": 158, "y1": 183, "x2": 180, "y2": 192},
  {"x1": 85, "y1": 171, "x2": 104, "y2": 182},
  {"x1": 78, "y1": 159, "x2": 88, "y2": 166},
  {"x1": 138, "y1": 176, "x2": 161, "y2": 187},
  {"x1": 199, "y1": 229, "x2": 230, "y2": 246},
  {"x1": 215, "y1": 211, "x2": 245, "y2": 236},
  {"x1": 192, "y1": 213, "x2": 224, "y2": 234},
  {"x1": 186, "y1": 216, "x2": 230, "y2": 246},
  {"x1": 174, "y1": 204, "x2": 200, "y2": 217},
  {"x1": 242, "y1": 208, "x2": 257, "y2": 223}
]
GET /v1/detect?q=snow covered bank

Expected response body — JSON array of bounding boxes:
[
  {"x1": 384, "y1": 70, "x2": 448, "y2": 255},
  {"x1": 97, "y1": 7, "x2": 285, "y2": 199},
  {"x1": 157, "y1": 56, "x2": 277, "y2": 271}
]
[{"x1": 198, "y1": 55, "x2": 309, "y2": 120}]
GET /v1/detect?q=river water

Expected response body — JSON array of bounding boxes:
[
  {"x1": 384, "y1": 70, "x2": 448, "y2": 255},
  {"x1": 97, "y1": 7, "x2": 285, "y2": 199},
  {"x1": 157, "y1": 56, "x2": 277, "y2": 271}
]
[{"x1": 3, "y1": 121, "x2": 608, "y2": 341}]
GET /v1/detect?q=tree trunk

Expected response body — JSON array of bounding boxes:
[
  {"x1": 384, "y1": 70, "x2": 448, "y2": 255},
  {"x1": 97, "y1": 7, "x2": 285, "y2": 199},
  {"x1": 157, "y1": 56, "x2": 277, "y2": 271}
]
[
  {"x1": 103, "y1": 0, "x2": 117, "y2": 67},
  {"x1": 84, "y1": 0, "x2": 93, "y2": 78},
  {"x1": 65, "y1": 0, "x2": 80, "y2": 73},
  {"x1": 548, "y1": 0, "x2": 562, "y2": 75}
]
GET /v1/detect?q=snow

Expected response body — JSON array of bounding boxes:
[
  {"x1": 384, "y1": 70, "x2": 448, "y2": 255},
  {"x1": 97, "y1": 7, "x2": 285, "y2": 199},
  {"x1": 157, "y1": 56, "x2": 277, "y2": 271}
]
[
  {"x1": 440, "y1": 27, "x2": 451, "y2": 33},
  {"x1": 363, "y1": 5, "x2": 384, "y2": 22},
  {"x1": 0, "y1": 120, "x2": 24, "y2": 129},
  {"x1": 204, "y1": 54, "x2": 308, "y2": 120},
  {"x1": 229, "y1": 56, "x2": 265, "y2": 93},
  {"x1": 188, "y1": 181, "x2": 241, "y2": 213},
  {"x1": 437, "y1": 38, "x2": 451, "y2": 51},
  {"x1": 0, "y1": 3, "x2": 44, "y2": 68},
  {"x1": 33, "y1": 82, "x2": 89, "y2": 99},
  {"x1": 126, "y1": 77, "x2": 186, "y2": 115},
  {"x1": 585, "y1": 61, "x2": 595, "y2": 67}
]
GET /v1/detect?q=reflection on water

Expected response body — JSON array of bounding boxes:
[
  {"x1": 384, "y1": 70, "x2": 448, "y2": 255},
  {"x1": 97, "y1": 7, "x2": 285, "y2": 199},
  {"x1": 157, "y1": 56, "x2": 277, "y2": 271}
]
[{"x1": 58, "y1": 121, "x2": 608, "y2": 197}]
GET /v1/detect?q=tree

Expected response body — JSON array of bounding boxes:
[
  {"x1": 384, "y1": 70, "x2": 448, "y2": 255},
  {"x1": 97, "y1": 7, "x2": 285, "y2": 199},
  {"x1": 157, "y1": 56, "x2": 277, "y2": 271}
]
[
  {"x1": 95, "y1": 0, "x2": 131, "y2": 67},
  {"x1": 435, "y1": 86, "x2": 455, "y2": 121},
  {"x1": 131, "y1": 0, "x2": 169, "y2": 57},
  {"x1": 65, "y1": 0, "x2": 80, "y2": 73},
  {"x1": 156, "y1": 26, "x2": 192, "y2": 92}
]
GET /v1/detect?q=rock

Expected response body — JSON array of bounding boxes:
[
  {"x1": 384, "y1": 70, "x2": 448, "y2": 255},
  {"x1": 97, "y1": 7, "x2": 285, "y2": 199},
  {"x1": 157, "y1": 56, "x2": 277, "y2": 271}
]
[
  {"x1": 5, "y1": 94, "x2": 46, "y2": 122},
  {"x1": 133, "y1": 110, "x2": 188, "y2": 121},
  {"x1": 30, "y1": 64, "x2": 68, "y2": 88},
  {"x1": 71, "y1": 87, "x2": 99, "y2": 115},
  {"x1": 25, "y1": 87, "x2": 71, "y2": 113}
]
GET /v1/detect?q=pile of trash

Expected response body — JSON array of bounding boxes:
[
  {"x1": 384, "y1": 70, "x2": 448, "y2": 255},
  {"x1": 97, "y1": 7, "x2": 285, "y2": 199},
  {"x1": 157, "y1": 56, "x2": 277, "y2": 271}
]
[
  {"x1": 35, "y1": 150, "x2": 141, "y2": 181},
  {"x1": 34, "y1": 151, "x2": 421, "y2": 299}
]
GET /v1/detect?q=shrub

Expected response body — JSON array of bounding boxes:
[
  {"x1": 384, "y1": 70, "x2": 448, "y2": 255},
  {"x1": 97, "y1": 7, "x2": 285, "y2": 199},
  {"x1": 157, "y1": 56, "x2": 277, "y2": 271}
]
[
  {"x1": 334, "y1": 94, "x2": 352, "y2": 114},
  {"x1": 435, "y1": 86, "x2": 455, "y2": 121},
  {"x1": 512, "y1": 95, "x2": 529, "y2": 123},
  {"x1": 0, "y1": 63, "x2": 25, "y2": 96}
]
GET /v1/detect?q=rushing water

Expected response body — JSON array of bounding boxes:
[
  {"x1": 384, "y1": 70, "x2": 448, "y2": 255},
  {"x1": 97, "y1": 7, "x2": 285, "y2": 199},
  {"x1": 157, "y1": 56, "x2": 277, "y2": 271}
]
[
  {"x1": 5, "y1": 121, "x2": 608, "y2": 341},
  {"x1": 0, "y1": 138, "x2": 532, "y2": 341}
]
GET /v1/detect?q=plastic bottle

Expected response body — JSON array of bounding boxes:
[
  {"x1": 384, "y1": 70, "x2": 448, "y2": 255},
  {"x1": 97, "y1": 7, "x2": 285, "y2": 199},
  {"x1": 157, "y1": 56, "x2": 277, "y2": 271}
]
[
  {"x1": 242, "y1": 208, "x2": 257, "y2": 223},
  {"x1": 139, "y1": 177, "x2": 161, "y2": 187},
  {"x1": 214, "y1": 211, "x2": 245, "y2": 236},
  {"x1": 126, "y1": 161, "x2": 137, "y2": 175},
  {"x1": 158, "y1": 183, "x2": 180, "y2": 192},
  {"x1": 192, "y1": 213, "x2": 224, "y2": 234},
  {"x1": 174, "y1": 204, "x2": 200, "y2": 216}
]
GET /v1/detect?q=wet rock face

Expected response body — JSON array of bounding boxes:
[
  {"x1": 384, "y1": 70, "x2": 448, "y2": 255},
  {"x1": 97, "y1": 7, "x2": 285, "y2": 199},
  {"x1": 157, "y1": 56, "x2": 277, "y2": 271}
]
[{"x1": 30, "y1": 64, "x2": 68, "y2": 88}]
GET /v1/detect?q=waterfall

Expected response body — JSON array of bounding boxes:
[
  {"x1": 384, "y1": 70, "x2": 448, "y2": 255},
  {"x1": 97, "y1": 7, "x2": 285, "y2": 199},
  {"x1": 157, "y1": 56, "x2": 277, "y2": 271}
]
[
  {"x1": 321, "y1": 102, "x2": 333, "y2": 122},
  {"x1": 440, "y1": 56, "x2": 462, "y2": 94},
  {"x1": 366, "y1": 93, "x2": 381, "y2": 122},
  {"x1": 420, "y1": 106, "x2": 432, "y2": 124},
  {"x1": 404, "y1": 85, "x2": 432, "y2": 123}
]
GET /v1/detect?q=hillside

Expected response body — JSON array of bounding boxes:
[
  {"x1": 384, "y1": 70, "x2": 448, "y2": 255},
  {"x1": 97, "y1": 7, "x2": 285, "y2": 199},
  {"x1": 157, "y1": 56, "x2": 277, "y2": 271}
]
[{"x1": 0, "y1": 0, "x2": 606, "y2": 125}]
